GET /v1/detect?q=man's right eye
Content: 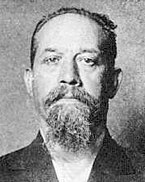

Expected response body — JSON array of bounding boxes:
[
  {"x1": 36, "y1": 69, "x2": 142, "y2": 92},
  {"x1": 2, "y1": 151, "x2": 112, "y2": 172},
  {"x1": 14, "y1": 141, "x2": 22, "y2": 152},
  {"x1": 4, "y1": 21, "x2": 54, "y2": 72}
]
[{"x1": 42, "y1": 56, "x2": 61, "y2": 65}]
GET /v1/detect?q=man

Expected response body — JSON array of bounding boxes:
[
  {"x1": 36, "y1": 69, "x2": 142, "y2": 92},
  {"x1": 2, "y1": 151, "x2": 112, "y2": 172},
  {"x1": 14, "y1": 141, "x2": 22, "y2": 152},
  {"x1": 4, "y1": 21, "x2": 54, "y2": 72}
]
[{"x1": 0, "y1": 7, "x2": 136, "y2": 182}]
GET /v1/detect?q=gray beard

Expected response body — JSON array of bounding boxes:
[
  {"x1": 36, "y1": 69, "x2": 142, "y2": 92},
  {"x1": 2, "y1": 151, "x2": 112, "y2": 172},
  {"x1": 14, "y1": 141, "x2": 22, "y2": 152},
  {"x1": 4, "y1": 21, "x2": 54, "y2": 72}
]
[
  {"x1": 44, "y1": 102, "x2": 102, "y2": 154},
  {"x1": 39, "y1": 85, "x2": 107, "y2": 154}
]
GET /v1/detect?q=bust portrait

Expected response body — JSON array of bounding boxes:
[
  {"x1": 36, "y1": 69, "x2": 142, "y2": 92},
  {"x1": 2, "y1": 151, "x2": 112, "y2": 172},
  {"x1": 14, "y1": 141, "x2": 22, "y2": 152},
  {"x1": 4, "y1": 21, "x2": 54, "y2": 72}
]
[{"x1": 0, "y1": 7, "x2": 137, "y2": 182}]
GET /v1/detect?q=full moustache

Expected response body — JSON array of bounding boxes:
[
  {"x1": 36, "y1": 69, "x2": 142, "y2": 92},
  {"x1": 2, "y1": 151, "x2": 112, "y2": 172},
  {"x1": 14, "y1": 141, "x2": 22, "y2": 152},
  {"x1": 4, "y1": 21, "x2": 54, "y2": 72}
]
[{"x1": 43, "y1": 85, "x2": 102, "y2": 110}]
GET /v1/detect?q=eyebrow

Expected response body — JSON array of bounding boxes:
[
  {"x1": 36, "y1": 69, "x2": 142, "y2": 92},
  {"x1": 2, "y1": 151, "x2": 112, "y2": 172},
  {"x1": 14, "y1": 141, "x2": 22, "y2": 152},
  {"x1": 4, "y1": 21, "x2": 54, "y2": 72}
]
[
  {"x1": 80, "y1": 49, "x2": 100, "y2": 54},
  {"x1": 39, "y1": 48, "x2": 63, "y2": 58},
  {"x1": 44, "y1": 48, "x2": 62, "y2": 54},
  {"x1": 41, "y1": 48, "x2": 101, "y2": 57}
]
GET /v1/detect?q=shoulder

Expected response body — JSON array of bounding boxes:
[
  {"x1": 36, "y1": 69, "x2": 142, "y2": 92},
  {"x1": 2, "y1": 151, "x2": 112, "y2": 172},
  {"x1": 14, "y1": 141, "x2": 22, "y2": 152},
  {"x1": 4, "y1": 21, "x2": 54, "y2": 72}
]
[
  {"x1": 0, "y1": 132, "x2": 55, "y2": 181},
  {"x1": 0, "y1": 145, "x2": 31, "y2": 181},
  {"x1": 0, "y1": 133, "x2": 48, "y2": 181},
  {"x1": 0, "y1": 132, "x2": 46, "y2": 170},
  {"x1": 0, "y1": 141, "x2": 37, "y2": 172},
  {"x1": 94, "y1": 130, "x2": 137, "y2": 176}
]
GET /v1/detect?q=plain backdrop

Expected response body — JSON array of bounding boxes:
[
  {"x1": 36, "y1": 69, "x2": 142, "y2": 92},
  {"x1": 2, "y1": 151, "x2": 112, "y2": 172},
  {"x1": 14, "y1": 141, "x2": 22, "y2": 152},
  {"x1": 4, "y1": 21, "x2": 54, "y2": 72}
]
[{"x1": 0, "y1": 0, "x2": 145, "y2": 165}]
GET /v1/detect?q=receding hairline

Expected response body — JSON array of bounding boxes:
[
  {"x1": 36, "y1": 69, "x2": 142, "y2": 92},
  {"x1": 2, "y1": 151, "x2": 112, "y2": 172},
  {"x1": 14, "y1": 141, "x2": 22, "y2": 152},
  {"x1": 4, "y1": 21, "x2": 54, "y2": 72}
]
[
  {"x1": 30, "y1": 7, "x2": 117, "y2": 69},
  {"x1": 38, "y1": 12, "x2": 102, "y2": 32},
  {"x1": 35, "y1": 12, "x2": 104, "y2": 47}
]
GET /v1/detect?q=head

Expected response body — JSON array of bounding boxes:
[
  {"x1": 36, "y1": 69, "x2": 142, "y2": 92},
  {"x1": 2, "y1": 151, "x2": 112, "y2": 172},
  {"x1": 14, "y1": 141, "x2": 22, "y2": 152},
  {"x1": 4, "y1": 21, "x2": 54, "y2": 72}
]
[{"x1": 24, "y1": 7, "x2": 122, "y2": 154}]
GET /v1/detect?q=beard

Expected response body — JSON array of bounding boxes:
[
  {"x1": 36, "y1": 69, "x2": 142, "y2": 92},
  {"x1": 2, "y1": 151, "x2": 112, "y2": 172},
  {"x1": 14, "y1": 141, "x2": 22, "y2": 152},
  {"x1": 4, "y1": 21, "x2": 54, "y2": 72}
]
[{"x1": 40, "y1": 85, "x2": 108, "y2": 154}]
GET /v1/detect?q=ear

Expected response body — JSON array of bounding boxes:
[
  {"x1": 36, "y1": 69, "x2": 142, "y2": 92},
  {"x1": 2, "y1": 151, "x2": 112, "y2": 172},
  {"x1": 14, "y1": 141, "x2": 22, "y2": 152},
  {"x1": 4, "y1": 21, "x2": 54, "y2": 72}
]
[
  {"x1": 107, "y1": 68, "x2": 123, "y2": 99},
  {"x1": 24, "y1": 68, "x2": 34, "y2": 97}
]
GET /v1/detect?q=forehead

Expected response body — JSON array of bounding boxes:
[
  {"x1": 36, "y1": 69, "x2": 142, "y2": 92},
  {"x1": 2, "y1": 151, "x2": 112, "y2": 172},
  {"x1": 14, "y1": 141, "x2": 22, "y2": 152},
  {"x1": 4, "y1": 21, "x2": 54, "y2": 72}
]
[{"x1": 36, "y1": 13, "x2": 103, "y2": 54}]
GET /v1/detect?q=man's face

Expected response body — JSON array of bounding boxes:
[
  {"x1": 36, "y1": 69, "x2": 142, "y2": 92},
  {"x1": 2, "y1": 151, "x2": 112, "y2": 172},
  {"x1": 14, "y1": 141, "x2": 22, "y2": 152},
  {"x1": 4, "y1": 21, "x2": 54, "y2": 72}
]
[
  {"x1": 25, "y1": 14, "x2": 121, "y2": 153},
  {"x1": 33, "y1": 14, "x2": 106, "y2": 103}
]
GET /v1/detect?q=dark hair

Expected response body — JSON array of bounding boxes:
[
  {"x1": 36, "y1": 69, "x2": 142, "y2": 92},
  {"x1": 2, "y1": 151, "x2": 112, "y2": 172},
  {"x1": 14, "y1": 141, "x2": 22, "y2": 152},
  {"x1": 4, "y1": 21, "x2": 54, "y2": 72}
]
[{"x1": 30, "y1": 7, "x2": 117, "y2": 70}]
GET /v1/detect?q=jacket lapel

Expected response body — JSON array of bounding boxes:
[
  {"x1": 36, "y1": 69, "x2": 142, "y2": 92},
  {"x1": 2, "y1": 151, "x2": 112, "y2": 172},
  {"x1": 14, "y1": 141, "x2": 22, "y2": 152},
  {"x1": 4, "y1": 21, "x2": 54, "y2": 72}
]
[
  {"x1": 24, "y1": 131, "x2": 59, "y2": 182},
  {"x1": 88, "y1": 129, "x2": 135, "y2": 181}
]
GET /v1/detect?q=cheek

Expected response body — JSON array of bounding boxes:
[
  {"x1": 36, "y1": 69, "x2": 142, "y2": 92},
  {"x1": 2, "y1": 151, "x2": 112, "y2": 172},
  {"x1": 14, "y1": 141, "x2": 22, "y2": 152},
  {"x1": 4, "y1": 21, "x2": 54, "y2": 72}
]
[
  {"x1": 80, "y1": 67, "x2": 105, "y2": 98},
  {"x1": 32, "y1": 69, "x2": 59, "y2": 101}
]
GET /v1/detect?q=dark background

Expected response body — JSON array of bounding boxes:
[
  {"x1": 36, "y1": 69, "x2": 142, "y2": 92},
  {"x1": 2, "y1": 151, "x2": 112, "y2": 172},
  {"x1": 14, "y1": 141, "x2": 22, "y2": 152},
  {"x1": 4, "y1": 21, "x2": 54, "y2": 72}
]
[{"x1": 0, "y1": 0, "x2": 145, "y2": 169}]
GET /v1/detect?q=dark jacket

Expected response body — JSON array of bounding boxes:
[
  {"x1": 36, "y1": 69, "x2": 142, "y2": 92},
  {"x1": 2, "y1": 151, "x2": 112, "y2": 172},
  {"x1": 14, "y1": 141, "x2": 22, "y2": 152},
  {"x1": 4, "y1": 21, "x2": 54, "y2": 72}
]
[{"x1": 0, "y1": 130, "x2": 139, "y2": 182}]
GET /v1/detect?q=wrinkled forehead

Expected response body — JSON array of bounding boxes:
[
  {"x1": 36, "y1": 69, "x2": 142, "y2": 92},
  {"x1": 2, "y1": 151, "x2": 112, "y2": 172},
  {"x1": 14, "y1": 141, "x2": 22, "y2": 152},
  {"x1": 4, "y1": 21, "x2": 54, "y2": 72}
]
[{"x1": 35, "y1": 13, "x2": 103, "y2": 53}]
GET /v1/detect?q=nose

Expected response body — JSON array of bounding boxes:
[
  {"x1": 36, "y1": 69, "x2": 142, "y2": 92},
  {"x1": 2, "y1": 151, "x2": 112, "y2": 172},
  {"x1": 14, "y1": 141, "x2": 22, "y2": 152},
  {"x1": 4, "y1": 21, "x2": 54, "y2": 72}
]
[{"x1": 59, "y1": 60, "x2": 82, "y2": 87}]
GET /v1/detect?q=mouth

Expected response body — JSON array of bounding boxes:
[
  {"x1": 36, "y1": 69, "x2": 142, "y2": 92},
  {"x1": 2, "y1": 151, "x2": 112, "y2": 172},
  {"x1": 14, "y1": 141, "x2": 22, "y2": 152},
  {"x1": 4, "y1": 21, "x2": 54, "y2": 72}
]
[{"x1": 56, "y1": 97, "x2": 80, "y2": 103}]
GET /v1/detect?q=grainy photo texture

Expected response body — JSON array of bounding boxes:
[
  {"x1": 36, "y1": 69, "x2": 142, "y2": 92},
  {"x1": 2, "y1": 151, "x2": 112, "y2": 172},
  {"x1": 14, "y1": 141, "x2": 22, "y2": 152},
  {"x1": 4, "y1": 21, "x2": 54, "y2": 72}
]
[{"x1": 0, "y1": 1, "x2": 145, "y2": 182}]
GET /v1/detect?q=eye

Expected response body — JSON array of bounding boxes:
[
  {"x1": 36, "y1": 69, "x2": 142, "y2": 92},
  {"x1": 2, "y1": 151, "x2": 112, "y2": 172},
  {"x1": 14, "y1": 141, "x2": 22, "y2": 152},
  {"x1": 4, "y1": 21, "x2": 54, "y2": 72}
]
[
  {"x1": 81, "y1": 57, "x2": 96, "y2": 66},
  {"x1": 43, "y1": 56, "x2": 61, "y2": 65}
]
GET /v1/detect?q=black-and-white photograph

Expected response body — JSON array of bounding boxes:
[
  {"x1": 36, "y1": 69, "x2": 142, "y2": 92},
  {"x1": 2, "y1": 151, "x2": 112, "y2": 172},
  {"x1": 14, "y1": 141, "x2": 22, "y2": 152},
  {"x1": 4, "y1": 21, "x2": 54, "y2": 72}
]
[{"x1": 0, "y1": 0, "x2": 145, "y2": 181}]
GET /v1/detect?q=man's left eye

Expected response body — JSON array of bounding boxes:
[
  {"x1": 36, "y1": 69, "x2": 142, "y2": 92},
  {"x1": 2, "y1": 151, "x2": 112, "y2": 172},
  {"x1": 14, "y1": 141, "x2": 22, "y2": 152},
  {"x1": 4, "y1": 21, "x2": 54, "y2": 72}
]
[{"x1": 82, "y1": 58, "x2": 95, "y2": 66}]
